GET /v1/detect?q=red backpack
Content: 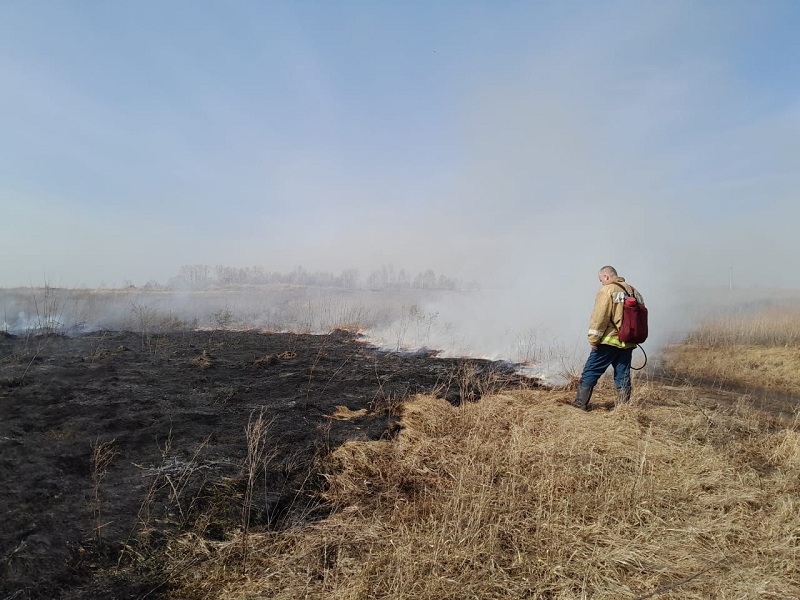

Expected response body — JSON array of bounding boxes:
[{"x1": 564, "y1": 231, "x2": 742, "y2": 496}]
[{"x1": 612, "y1": 283, "x2": 648, "y2": 344}]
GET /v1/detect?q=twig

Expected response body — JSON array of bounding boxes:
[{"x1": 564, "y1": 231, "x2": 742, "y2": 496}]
[
  {"x1": 1, "y1": 539, "x2": 28, "y2": 566},
  {"x1": 633, "y1": 557, "x2": 730, "y2": 599},
  {"x1": 305, "y1": 337, "x2": 330, "y2": 408},
  {"x1": 316, "y1": 348, "x2": 359, "y2": 401}
]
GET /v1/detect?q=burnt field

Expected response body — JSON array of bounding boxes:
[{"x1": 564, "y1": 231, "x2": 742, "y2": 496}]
[{"x1": 0, "y1": 328, "x2": 540, "y2": 599}]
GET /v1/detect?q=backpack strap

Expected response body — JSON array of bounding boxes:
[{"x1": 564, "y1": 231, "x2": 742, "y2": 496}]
[{"x1": 610, "y1": 282, "x2": 633, "y2": 297}]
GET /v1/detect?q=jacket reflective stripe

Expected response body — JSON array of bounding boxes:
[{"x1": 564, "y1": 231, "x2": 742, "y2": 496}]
[
  {"x1": 588, "y1": 328, "x2": 604, "y2": 337},
  {"x1": 601, "y1": 335, "x2": 628, "y2": 348}
]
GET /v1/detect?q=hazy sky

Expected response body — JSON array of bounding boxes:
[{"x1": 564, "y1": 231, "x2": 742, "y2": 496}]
[{"x1": 2, "y1": 1, "x2": 799, "y2": 289}]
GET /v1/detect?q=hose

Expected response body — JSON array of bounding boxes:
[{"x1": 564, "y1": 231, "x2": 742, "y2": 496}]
[{"x1": 631, "y1": 345, "x2": 647, "y2": 370}]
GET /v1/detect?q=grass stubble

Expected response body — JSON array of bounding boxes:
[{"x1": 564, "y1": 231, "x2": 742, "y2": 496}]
[{"x1": 102, "y1": 302, "x2": 800, "y2": 598}]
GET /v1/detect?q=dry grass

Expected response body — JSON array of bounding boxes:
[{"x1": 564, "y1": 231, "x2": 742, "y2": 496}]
[
  {"x1": 328, "y1": 406, "x2": 370, "y2": 420},
  {"x1": 125, "y1": 304, "x2": 800, "y2": 598},
  {"x1": 165, "y1": 383, "x2": 800, "y2": 599},
  {"x1": 254, "y1": 351, "x2": 298, "y2": 367},
  {"x1": 663, "y1": 304, "x2": 800, "y2": 396},
  {"x1": 662, "y1": 344, "x2": 800, "y2": 397},
  {"x1": 686, "y1": 305, "x2": 800, "y2": 348},
  {"x1": 90, "y1": 438, "x2": 117, "y2": 541},
  {"x1": 190, "y1": 349, "x2": 215, "y2": 369}
]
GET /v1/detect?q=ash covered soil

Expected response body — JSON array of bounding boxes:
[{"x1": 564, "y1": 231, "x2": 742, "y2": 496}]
[{"x1": 0, "y1": 329, "x2": 539, "y2": 599}]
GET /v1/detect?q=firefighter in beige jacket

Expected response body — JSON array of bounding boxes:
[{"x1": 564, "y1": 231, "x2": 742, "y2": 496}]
[{"x1": 572, "y1": 265, "x2": 644, "y2": 411}]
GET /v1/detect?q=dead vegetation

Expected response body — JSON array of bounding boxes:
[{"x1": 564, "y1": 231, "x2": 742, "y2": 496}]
[
  {"x1": 662, "y1": 344, "x2": 800, "y2": 397},
  {"x1": 6, "y1": 301, "x2": 800, "y2": 598},
  {"x1": 110, "y1": 305, "x2": 799, "y2": 599},
  {"x1": 328, "y1": 406, "x2": 369, "y2": 421},
  {"x1": 685, "y1": 304, "x2": 800, "y2": 348},
  {"x1": 159, "y1": 380, "x2": 799, "y2": 599},
  {"x1": 90, "y1": 438, "x2": 117, "y2": 541},
  {"x1": 254, "y1": 351, "x2": 298, "y2": 367},
  {"x1": 662, "y1": 304, "x2": 800, "y2": 397},
  {"x1": 190, "y1": 349, "x2": 215, "y2": 369}
]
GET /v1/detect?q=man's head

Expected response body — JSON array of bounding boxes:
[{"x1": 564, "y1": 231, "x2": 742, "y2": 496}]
[{"x1": 598, "y1": 265, "x2": 618, "y2": 285}]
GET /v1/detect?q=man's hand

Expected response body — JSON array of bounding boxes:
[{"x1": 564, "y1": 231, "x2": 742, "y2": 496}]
[{"x1": 590, "y1": 343, "x2": 598, "y2": 351}]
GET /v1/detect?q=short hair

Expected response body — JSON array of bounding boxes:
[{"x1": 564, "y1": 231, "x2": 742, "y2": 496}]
[{"x1": 599, "y1": 265, "x2": 618, "y2": 277}]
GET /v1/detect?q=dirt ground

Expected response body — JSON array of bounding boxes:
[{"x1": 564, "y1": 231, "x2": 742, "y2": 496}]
[{"x1": 0, "y1": 329, "x2": 539, "y2": 599}]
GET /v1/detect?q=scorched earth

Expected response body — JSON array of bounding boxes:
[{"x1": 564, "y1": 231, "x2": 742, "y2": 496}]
[{"x1": 0, "y1": 328, "x2": 539, "y2": 599}]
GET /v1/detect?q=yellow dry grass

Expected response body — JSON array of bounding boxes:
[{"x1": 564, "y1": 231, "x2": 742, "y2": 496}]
[
  {"x1": 663, "y1": 303, "x2": 800, "y2": 397},
  {"x1": 686, "y1": 305, "x2": 800, "y2": 348},
  {"x1": 190, "y1": 349, "x2": 215, "y2": 369},
  {"x1": 328, "y1": 406, "x2": 369, "y2": 420},
  {"x1": 167, "y1": 383, "x2": 800, "y2": 599},
  {"x1": 663, "y1": 344, "x2": 800, "y2": 397},
  {"x1": 254, "y1": 351, "x2": 298, "y2": 367}
]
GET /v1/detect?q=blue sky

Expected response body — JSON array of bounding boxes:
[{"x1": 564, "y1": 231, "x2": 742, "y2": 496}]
[{"x1": 1, "y1": 1, "x2": 799, "y2": 288}]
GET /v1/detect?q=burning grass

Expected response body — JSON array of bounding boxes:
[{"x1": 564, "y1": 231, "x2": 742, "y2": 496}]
[{"x1": 165, "y1": 383, "x2": 800, "y2": 599}]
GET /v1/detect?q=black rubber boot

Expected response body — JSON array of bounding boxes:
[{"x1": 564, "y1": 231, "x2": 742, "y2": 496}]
[
  {"x1": 616, "y1": 386, "x2": 631, "y2": 406},
  {"x1": 571, "y1": 384, "x2": 594, "y2": 411}
]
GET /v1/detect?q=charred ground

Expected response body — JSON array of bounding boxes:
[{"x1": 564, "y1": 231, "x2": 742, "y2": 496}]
[{"x1": 0, "y1": 329, "x2": 539, "y2": 599}]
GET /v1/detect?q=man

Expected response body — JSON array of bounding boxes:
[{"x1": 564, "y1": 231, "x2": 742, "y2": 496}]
[{"x1": 572, "y1": 265, "x2": 644, "y2": 411}]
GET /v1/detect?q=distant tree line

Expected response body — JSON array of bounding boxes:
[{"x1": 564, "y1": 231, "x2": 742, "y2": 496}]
[{"x1": 164, "y1": 264, "x2": 470, "y2": 291}]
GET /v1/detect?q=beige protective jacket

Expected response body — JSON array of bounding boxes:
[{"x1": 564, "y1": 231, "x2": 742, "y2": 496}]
[{"x1": 587, "y1": 276, "x2": 645, "y2": 348}]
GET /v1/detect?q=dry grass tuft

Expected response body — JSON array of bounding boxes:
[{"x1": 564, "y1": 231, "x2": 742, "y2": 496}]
[
  {"x1": 167, "y1": 384, "x2": 800, "y2": 599},
  {"x1": 328, "y1": 406, "x2": 369, "y2": 421},
  {"x1": 89, "y1": 344, "x2": 129, "y2": 362},
  {"x1": 254, "y1": 351, "x2": 297, "y2": 367},
  {"x1": 90, "y1": 438, "x2": 117, "y2": 540},
  {"x1": 190, "y1": 349, "x2": 215, "y2": 369}
]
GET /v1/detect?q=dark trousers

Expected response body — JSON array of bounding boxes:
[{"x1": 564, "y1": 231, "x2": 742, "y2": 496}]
[{"x1": 580, "y1": 345, "x2": 633, "y2": 390}]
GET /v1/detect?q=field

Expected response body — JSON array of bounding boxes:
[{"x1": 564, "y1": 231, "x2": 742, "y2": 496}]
[
  {"x1": 661, "y1": 305, "x2": 800, "y2": 399},
  {"x1": 1, "y1": 288, "x2": 799, "y2": 599}
]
